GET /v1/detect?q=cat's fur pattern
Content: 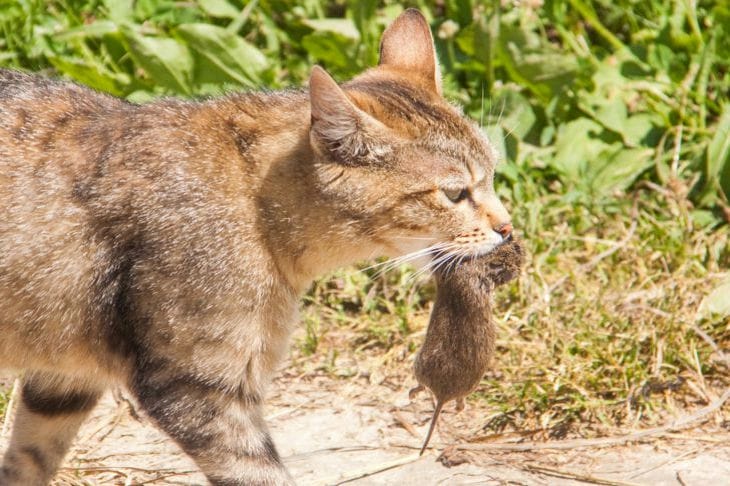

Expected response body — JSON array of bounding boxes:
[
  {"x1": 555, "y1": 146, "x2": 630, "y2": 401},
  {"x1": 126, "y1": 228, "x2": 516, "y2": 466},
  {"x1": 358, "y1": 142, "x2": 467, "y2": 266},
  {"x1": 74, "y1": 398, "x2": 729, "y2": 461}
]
[{"x1": 0, "y1": 9, "x2": 512, "y2": 485}]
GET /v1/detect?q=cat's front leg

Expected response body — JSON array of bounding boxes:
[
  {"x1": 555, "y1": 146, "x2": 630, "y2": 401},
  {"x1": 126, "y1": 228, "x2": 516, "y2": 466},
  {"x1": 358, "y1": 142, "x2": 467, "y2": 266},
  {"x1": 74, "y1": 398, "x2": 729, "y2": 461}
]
[{"x1": 131, "y1": 358, "x2": 293, "y2": 486}]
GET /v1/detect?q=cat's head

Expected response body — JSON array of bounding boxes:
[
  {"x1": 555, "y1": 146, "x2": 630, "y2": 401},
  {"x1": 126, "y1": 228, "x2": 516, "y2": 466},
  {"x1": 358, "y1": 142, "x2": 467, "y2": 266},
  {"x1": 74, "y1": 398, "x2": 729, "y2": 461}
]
[{"x1": 308, "y1": 9, "x2": 512, "y2": 266}]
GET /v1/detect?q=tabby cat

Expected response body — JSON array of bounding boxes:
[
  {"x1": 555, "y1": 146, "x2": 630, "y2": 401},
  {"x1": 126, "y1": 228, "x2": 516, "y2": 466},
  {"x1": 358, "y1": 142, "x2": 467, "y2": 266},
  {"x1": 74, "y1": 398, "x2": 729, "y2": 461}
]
[{"x1": 0, "y1": 9, "x2": 512, "y2": 485}]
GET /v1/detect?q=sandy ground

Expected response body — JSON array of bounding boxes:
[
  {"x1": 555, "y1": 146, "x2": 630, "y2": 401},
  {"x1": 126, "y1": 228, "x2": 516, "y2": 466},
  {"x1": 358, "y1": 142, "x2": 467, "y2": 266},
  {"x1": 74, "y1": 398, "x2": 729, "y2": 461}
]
[{"x1": 2, "y1": 371, "x2": 729, "y2": 486}]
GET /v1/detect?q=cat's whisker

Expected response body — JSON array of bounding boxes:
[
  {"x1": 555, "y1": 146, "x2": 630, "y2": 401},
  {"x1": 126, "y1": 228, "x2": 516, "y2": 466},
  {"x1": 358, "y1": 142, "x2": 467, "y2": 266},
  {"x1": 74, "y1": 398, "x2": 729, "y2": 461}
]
[
  {"x1": 488, "y1": 96, "x2": 505, "y2": 132},
  {"x1": 480, "y1": 82, "x2": 485, "y2": 129},
  {"x1": 370, "y1": 242, "x2": 462, "y2": 281},
  {"x1": 390, "y1": 235, "x2": 438, "y2": 241},
  {"x1": 360, "y1": 242, "x2": 454, "y2": 277},
  {"x1": 436, "y1": 251, "x2": 461, "y2": 276},
  {"x1": 502, "y1": 119, "x2": 521, "y2": 140},
  {"x1": 406, "y1": 248, "x2": 461, "y2": 284}
]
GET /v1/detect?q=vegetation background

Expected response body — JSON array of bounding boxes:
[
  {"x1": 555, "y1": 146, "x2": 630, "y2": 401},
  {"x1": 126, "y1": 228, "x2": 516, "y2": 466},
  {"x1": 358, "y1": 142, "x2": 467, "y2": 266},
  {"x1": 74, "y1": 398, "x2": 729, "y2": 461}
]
[{"x1": 0, "y1": 0, "x2": 728, "y2": 435}]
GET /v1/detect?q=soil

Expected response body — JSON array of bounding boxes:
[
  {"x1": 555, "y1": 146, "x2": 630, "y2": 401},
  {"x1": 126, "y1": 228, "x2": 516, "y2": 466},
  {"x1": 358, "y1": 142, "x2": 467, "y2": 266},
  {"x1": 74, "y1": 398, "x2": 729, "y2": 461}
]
[{"x1": 2, "y1": 369, "x2": 729, "y2": 486}]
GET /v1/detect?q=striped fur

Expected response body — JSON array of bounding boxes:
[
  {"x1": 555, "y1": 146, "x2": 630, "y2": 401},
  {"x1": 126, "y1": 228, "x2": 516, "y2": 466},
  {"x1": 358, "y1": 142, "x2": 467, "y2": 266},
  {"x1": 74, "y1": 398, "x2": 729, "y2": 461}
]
[{"x1": 0, "y1": 9, "x2": 512, "y2": 485}]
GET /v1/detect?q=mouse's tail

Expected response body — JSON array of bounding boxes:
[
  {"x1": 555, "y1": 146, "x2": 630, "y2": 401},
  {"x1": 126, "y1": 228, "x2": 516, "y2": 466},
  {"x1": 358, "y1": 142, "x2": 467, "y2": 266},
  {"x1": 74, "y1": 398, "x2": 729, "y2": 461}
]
[{"x1": 419, "y1": 401, "x2": 444, "y2": 456}]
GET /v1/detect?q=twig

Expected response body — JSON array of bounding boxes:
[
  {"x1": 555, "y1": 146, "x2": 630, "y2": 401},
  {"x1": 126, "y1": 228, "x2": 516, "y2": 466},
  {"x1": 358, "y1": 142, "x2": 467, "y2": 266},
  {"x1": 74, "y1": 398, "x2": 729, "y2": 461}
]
[
  {"x1": 525, "y1": 464, "x2": 642, "y2": 486},
  {"x1": 392, "y1": 410, "x2": 420, "y2": 438},
  {"x1": 691, "y1": 324, "x2": 730, "y2": 366},
  {"x1": 628, "y1": 444, "x2": 708, "y2": 479},
  {"x1": 1, "y1": 378, "x2": 20, "y2": 438},
  {"x1": 113, "y1": 387, "x2": 143, "y2": 422},
  {"x1": 658, "y1": 432, "x2": 730, "y2": 443},
  {"x1": 135, "y1": 470, "x2": 202, "y2": 485},
  {"x1": 59, "y1": 465, "x2": 198, "y2": 475},
  {"x1": 266, "y1": 400, "x2": 308, "y2": 421},
  {"x1": 676, "y1": 471, "x2": 688, "y2": 486},
  {"x1": 306, "y1": 453, "x2": 422, "y2": 486},
  {"x1": 285, "y1": 445, "x2": 379, "y2": 462},
  {"x1": 456, "y1": 387, "x2": 730, "y2": 452}
]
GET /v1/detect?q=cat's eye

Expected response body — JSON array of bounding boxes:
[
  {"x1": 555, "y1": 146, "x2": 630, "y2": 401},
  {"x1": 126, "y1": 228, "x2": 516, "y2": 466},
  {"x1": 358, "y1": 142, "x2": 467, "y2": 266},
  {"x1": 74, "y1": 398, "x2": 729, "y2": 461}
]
[{"x1": 442, "y1": 187, "x2": 469, "y2": 203}]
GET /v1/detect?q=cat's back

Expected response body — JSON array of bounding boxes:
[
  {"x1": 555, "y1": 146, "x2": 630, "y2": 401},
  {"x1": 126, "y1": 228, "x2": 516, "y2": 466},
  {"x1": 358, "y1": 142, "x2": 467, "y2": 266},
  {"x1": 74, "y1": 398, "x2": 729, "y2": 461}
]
[
  {"x1": 0, "y1": 69, "x2": 131, "y2": 204},
  {"x1": 0, "y1": 68, "x2": 124, "y2": 149},
  {"x1": 0, "y1": 69, "x2": 125, "y2": 244}
]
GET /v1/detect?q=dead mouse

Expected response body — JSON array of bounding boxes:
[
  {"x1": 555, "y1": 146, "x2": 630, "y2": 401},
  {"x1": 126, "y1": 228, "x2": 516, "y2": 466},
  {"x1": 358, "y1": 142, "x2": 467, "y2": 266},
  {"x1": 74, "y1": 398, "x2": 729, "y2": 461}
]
[{"x1": 410, "y1": 237, "x2": 524, "y2": 455}]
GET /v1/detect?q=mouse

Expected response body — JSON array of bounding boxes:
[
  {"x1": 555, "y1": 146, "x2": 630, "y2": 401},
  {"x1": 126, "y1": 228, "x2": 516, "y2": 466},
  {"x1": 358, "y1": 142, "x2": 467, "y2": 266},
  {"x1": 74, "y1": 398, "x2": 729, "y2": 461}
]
[{"x1": 410, "y1": 237, "x2": 525, "y2": 455}]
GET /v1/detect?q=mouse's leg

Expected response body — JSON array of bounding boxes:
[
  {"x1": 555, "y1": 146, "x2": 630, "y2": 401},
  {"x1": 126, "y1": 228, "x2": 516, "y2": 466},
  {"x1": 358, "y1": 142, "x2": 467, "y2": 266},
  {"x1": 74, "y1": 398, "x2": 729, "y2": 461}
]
[
  {"x1": 408, "y1": 385, "x2": 424, "y2": 400},
  {"x1": 455, "y1": 397, "x2": 465, "y2": 412}
]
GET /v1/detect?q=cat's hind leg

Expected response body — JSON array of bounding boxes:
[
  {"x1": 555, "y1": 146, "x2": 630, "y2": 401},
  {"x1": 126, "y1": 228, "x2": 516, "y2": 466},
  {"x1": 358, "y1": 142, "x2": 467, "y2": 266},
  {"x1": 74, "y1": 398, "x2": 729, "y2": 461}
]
[{"x1": 0, "y1": 372, "x2": 103, "y2": 486}]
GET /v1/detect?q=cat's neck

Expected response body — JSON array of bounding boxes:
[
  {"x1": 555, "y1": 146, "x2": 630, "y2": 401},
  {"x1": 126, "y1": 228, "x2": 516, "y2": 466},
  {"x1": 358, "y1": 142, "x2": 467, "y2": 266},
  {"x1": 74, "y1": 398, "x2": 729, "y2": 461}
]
[
  {"x1": 261, "y1": 151, "x2": 388, "y2": 293},
  {"x1": 212, "y1": 92, "x2": 387, "y2": 293}
]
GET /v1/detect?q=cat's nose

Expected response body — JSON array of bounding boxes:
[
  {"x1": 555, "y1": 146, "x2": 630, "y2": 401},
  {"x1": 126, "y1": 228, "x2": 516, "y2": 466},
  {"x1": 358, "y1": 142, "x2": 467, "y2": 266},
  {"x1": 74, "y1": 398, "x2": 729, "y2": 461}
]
[{"x1": 495, "y1": 222, "x2": 513, "y2": 239}]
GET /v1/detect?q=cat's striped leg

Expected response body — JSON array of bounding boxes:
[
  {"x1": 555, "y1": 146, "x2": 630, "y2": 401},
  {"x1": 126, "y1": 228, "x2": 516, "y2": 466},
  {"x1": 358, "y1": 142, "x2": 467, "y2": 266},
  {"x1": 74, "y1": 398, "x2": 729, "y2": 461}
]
[
  {"x1": 0, "y1": 372, "x2": 103, "y2": 486},
  {"x1": 132, "y1": 360, "x2": 293, "y2": 486}
]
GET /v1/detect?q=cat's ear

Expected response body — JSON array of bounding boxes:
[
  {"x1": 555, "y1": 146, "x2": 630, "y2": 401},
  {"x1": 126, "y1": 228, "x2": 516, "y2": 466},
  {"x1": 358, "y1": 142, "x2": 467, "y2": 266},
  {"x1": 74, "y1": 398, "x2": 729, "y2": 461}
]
[
  {"x1": 309, "y1": 66, "x2": 387, "y2": 164},
  {"x1": 379, "y1": 9, "x2": 442, "y2": 95}
]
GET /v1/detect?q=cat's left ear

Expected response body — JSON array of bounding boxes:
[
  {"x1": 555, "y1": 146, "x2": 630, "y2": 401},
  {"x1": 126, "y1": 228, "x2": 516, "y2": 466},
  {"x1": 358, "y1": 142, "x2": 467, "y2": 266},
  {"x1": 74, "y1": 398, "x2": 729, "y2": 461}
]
[
  {"x1": 309, "y1": 66, "x2": 388, "y2": 164},
  {"x1": 379, "y1": 9, "x2": 442, "y2": 96}
]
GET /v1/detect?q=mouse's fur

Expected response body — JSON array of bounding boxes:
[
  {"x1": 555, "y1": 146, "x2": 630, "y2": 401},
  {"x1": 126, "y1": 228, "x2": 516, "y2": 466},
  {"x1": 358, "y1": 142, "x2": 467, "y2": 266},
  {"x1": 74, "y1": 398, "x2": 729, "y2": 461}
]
[{"x1": 412, "y1": 237, "x2": 525, "y2": 454}]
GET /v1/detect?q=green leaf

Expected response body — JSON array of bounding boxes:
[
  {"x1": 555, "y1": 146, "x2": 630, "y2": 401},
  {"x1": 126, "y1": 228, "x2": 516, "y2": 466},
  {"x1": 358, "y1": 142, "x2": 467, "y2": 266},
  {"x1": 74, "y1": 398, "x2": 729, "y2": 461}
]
[
  {"x1": 690, "y1": 210, "x2": 719, "y2": 229},
  {"x1": 707, "y1": 104, "x2": 730, "y2": 201},
  {"x1": 622, "y1": 113, "x2": 662, "y2": 147},
  {"x1": 102, "y1": 0, "x2": 134, "y2": 22},
  {"x1": 590, "y1": 147, "x2": 654, "y2": 194},
  {"x1": 444, "y1": 0, "x2": 472, "y2": 27},
  {"x1": 177, "y1": 23, "x2": 267, "y2": 87},
  {"x1": 198, "y1": 0, "x2": 239, "y2": 19},
  {"x1": 593, "y1": 98, "x2": 627, "y2": 133},
  {"x1": 302, "y1": 18, "x2": 360, "y2": 40},
  {"x1": 120, "y1": 24, "x2": 193, "y2": 94},
  {"x1": 52, "y1": 21, "x2": 119, "y2": 41},
  {"x1": 301, "y1": 31, "x2": 356, "y2": 69},
  {"x1": 697, "y1": 276, "x2": 730, "y2": 320},
  {"x1": 483, "y1": 125, "x2": 507, "y2": 162},
  {"x1": 488, "y1": 90, "x2": 536, "y2": 141},
  {"x1": 552, "y1": 119, "x2": 606, "y2": 179},
  {"x1": 498, "y1": 22, "x2": 578, "y2": 103},
  {"x1": 47, "y1": 56, "x2": 129, "y2": 96},
  {"x1": 126, "y1": 89, "x2": 158, "y2": 104}
]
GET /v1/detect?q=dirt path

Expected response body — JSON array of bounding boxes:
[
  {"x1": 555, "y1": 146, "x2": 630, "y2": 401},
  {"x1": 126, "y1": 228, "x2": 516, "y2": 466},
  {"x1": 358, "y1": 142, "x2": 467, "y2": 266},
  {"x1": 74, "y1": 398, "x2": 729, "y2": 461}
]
[{"x1": 2, "y1": 372, "x2": 729, "y2": 485}]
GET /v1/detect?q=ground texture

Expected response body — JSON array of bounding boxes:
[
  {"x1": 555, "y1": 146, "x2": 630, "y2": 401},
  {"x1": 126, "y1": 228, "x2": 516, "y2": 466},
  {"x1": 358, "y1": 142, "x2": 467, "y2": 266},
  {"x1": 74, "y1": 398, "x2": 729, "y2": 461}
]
[{"x1": 2, "y1": 371, "x2": 729, "y2": 486}]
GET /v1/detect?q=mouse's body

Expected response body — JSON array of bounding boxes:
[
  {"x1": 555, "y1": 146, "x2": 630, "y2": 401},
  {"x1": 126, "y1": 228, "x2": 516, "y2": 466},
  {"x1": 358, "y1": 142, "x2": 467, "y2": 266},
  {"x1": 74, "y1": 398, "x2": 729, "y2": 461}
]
[{"x1": 412, "y1": 238, "x2": 524, "y2": 454}]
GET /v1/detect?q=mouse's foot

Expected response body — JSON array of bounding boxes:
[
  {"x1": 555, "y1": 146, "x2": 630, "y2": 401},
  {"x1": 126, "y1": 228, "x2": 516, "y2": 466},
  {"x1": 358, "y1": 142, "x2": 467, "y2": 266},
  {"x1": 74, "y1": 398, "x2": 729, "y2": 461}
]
[
  {"x1": 408, "y1": 385, "x2": 424, "y2": 400},
  {"x1": 455, "y1": 397, "x2": 465, "y2": 412}
]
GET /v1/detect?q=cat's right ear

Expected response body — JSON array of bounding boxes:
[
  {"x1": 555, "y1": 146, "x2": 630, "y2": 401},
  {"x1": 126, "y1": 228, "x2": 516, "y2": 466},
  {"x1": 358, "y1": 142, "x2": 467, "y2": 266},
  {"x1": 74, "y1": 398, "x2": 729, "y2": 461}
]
[
  {"x1": 379, "y1": 9, "x2": 441, "y2": 95},
  {"x1": 309, "y1": 66, "x2": 387, "y2": 165}
]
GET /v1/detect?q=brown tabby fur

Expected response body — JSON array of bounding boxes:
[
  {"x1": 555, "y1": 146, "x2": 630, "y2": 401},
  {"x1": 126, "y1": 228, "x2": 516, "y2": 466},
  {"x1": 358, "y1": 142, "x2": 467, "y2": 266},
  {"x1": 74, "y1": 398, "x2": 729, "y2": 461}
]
[{"x1": 0, "y1": 9, "x2": 512, "y2": 485}]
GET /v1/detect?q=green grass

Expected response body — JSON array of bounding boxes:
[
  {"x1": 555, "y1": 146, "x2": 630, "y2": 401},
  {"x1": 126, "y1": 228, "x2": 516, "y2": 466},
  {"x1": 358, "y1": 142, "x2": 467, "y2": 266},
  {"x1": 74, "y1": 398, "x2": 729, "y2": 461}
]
[
  {"x1": 0, "y1": 387, "x2": 7, "y2": 419},
  {"x1": 1, "y1": 0, "x2": 729, "y2": 433}
]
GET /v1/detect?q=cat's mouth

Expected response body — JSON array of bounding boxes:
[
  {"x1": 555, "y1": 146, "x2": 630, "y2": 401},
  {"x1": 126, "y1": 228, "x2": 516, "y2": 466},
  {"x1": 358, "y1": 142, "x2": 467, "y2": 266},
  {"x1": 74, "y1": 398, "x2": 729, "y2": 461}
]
[
  {"x1": 379, "y1": 231, "x2": 508, "y2": 274},
  {"x1": 451, "y1": 230, "x2": 508, "y2": 257}
]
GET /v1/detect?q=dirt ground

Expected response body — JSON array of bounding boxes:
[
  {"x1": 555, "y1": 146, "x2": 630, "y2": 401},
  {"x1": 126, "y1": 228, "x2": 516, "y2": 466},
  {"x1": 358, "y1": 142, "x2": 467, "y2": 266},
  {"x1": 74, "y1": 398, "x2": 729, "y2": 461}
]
[{"x1": 2, "y1": 369, "x2": 729, "y2": 486}]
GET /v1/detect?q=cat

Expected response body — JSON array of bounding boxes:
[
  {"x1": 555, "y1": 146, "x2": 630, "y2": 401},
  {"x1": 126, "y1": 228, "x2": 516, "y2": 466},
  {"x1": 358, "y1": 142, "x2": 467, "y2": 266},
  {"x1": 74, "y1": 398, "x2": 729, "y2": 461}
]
[{"x1": 0, "y1": 8, "x2": 512, "y2": 485}]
